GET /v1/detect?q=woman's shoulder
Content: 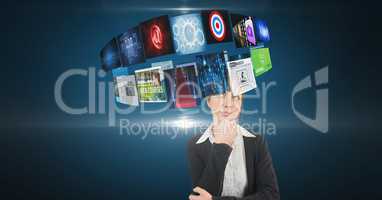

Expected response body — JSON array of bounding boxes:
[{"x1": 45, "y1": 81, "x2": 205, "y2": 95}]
[
  {"x1": 187, "y1": 133, "x2": 212, "y2": 154},
  {"x1": 187, "y1": 133, "x2": 203, "y2": 147}
]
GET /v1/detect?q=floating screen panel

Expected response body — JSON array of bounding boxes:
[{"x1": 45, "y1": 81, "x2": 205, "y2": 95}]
[
  {"x1": 170, "y1": 13, "x2": 206, "y2": 55},
  {"x1": 175, "y1": 62, "x2": 200, "y2": 108},
  {"x1": 135, "y1": 66, "x2": 168, "y2": 102},
  {"x1": 231, "y1": 14, "x2": 256, "y2": 48},
  {"x1": 227, "y1": 58, "x2": 257, "y2": 96},
  {"x1": 100, "y1": 38, "x2": 121, "y2": 71},
  {"x1": 140, "y1": 15, "x2": 174, "y2": 58},
  {"x1": 114, "y1": 75, "x2": 139, "y2": 106},
  {"x1": 254, "y1": 19, "x2": 271, "y2": 43},
  {"x1": 250, "y1": 47, "x2": 272, "y2": 76},
  {"x1": 117, "y1": 26, "x2": 145, "y2": 66},
  {"x1": 195, "y1": 52, "x2": 229, "y2": 97},
  {"x1": 201, "y1": 10, "x2": 233, "y2": 44}
]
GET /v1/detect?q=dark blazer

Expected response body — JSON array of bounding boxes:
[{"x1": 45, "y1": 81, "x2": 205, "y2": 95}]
[{"x1": 187, "y1": 133, "x2": 280, "y2": 200}]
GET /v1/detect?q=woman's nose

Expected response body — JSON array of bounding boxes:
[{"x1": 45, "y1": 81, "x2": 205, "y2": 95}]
[{"x1": 224, "y1": 92, "x2": 234, "y2": 107}]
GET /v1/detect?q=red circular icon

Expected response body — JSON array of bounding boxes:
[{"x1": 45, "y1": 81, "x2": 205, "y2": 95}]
[
  {"x1": 209, "y1": 11, "x2": 226, "y2": 42},
  {"x1": 150, "y1": 24, "x2": 164, "y2": 50}
]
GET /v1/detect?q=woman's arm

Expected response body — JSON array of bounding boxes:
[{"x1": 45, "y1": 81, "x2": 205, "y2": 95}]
[
  {"x1": 212, "y1": 135, "x2": 280, "y2": 200},
  {"x1": 187, "y1": 138, "x2": 232, "y2": 196}
]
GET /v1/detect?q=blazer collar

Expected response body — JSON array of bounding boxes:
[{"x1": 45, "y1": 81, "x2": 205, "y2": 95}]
[{"x1": 196, "y1": 123, "x2": 256, "y2": 144}]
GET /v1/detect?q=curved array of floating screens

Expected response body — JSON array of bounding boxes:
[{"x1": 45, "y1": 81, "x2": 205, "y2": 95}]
[{"x1": 100, "y1": 10, "x2": 273, "y2": 107}]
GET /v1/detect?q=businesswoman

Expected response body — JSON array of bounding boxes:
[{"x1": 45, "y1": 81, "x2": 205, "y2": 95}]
[{"x1": 187, "y1": 91, "x2": 280, "y2": 200}]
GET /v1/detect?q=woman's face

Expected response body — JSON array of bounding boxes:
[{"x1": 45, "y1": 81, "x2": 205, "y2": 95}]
[{"x1": 207, "y1": 91, "x2": 242, "y2": 121}]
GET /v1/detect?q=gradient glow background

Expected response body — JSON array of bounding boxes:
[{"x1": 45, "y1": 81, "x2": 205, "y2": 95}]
[{"x1": 1, "y1": 0, "x2": 381, "y2": 199}]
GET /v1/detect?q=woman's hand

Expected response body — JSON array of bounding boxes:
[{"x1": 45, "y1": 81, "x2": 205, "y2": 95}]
[
  {"x1": 212, "y1": 119, "x2": 238, "y2": 147},
  {"x1": 189, "y1": 187, "x2": 212, "y2": 200}
]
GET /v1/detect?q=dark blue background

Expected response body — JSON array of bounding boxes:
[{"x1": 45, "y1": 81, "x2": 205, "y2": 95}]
[{"x1": 1, "y1": 0, "x2": 381, "y2": 199}]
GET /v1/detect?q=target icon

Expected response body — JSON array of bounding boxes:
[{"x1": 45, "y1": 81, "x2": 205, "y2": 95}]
[{"x1": 209, "y1": 11, "x2": 226, "y2": 42}]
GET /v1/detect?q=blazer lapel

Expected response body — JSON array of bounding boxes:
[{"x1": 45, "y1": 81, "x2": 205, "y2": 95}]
[{"x1": 244, "y1": 137, "x2": 255, "y2": 195}]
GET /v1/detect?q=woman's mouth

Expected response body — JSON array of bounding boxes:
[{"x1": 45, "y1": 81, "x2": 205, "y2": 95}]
[{"x1": 223, "y1": 112, "x2": 231, "y2": 117}]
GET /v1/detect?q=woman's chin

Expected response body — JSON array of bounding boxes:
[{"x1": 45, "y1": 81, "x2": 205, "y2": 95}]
[{"x1": 223, "y1": 114, "x2": 239, "y2": 121}]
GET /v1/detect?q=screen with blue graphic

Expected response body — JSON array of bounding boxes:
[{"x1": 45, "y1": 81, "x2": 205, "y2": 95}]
[
  {"x1": 100, "y1": 38, "x2": 121, "y2": 71},
  {"x1": 196, "y1": 52, "x2": 229, "y2": 97},
  {"x1": 170, "y1": 13, "x2": 206, "y2": 55},
  {"x1": 254, "y1": 19, "x2": 270, "y2": 43},
  {"x1": 117, "y1": 26, "x2": 145, "y2": 66}
]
